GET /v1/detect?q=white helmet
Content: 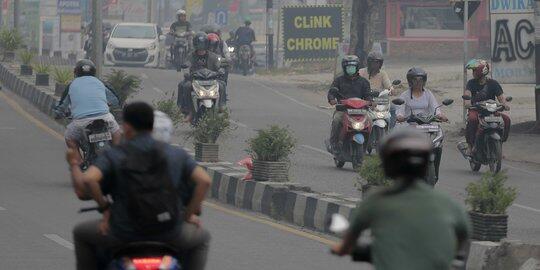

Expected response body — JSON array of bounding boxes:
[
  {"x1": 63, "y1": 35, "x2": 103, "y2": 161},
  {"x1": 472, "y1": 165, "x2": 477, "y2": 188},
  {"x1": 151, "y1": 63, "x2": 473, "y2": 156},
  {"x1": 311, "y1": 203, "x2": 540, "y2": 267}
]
[
  {"x1": 176, "y1": 9, "x2": 186, "y2": 16},
  {"x1": 152, "y1": 111, "x2": 174, "y2": 143}
]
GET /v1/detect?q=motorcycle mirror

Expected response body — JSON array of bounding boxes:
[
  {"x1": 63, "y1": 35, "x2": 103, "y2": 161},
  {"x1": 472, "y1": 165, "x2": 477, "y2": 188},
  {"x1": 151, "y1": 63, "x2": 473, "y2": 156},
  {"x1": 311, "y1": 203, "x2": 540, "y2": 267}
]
[
  {"x1": 392, "y1": 79, "x2": 401, "y2": 85},
  {"x1": 392, "y1": 98, "x2": 405, "y2": 105},
  {"x1": 506, "y1": 96, "x2": 513, "y2": 102},
  {"x1": 462, "y1": 95, "x2": 472, "y2": 101},
  {"x1": 442, "y1": 99, "x2": 454, "y2": 106},
  {"x1": 335, "y1": 104, "x2": 346, "y2": 112}
]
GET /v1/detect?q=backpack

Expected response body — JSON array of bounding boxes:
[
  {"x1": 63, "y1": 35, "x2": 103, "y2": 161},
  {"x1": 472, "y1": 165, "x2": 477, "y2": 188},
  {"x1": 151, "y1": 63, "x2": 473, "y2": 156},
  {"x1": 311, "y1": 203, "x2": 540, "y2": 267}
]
[{"x1": 119, "y1": 142, "x2": 180, "y2": 235}]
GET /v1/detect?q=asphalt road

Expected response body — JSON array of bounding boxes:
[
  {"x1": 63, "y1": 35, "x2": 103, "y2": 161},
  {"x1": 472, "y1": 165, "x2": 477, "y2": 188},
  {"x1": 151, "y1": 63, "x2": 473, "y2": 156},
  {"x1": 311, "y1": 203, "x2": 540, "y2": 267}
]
[
  {"x1": 112, "y1": 66, "x2": 540, "y2": 244},
  {"x1": 0, "y1": 91, "x2": 363, "y2": 269}
]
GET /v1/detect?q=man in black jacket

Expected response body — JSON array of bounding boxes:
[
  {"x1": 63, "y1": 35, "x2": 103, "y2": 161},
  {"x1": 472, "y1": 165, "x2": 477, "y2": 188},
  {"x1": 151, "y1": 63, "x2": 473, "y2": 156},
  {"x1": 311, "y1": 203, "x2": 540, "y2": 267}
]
[{"x1": 327, "y1": 55, "x2": 371, "y2": 152}]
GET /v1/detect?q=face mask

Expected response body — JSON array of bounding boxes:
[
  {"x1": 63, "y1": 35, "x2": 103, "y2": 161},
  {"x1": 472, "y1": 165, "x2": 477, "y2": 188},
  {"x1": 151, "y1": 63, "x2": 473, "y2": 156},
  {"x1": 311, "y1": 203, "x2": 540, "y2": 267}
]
[{"x1": 345, "y1": 65, "x2": 357, "y2": 76}]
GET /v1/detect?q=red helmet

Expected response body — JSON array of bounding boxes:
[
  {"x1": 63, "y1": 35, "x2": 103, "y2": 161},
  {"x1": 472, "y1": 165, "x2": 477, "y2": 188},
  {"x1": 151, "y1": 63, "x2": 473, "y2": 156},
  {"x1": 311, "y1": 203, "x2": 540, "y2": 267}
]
[
  {"x1": 207, "y1": 33, "x2": 220, "y2": 52},
  {"x1": 466, "y1": 59, "x2": 490, "y2": 78}
]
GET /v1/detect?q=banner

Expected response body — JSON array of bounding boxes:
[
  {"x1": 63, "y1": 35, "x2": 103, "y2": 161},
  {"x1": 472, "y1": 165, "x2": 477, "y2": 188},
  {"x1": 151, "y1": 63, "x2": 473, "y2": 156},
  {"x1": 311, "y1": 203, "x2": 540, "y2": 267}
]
[
  {"x1": 282, "y1": 5, "x2": 343, "y2": 62},
  {"x1": 58, "y1": 0, "x2": 81, "y2": 15},
  {"x1": 490, "y1": 0, "x2": 535, "y2": 84},
  {"x1": 60, "y1": 14, "x2": 81, "y2": 32}
]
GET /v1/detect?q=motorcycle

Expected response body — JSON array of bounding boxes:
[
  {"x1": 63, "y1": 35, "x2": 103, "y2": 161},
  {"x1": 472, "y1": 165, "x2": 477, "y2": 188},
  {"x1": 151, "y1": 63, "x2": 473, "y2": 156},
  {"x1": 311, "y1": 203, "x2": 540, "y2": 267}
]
[
  {"x1": 79, "y1": 207, "x2": 182, "y2": 270},
  {"x1": 458, "y1": 95, "x2": 512, "y2": 173},
  {"x1": 227, "y1": 46, "x2": 236, "y2": 71},
  {"x1": 392, "y1": 98, "x2": 454, "y2": 186},
  {"x1": 325, "y1": 91, "x2": 373, "y2": 170},
  {"x1": 188, "y1": 68, "x2": 222, "y2": 125},
  {"x1": 80, "y1": 119, "x2": 113, "y2": 170},
  {"x1": 366, "y1": 79, "x2": 401, "y2": 154},
  {"x1": 238, "y1": 44, "x2": 252, "y2": 76},
  {"x1": 167, "y1": 31, "x2": 190, "y2": 71}
]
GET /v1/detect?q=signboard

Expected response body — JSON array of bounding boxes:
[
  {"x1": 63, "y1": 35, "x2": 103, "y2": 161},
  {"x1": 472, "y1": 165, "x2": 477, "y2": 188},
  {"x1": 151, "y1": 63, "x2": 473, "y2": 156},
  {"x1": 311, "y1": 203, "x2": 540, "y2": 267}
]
[
  {"x1": 282, "y1": 5, "x2": 343, "y2": 62},
  {"x1": 490, "y1": 0, "x2": 535, "y2": 84},
  {"x1": 60, "y1": 14, "x2": 81, "y2": 32},
  {"x1": 58, "y1": 0, "x2": 81, "y2": 15},
  {"x1": 215, "y1": 9, "x2": 228, "y2": 26}
]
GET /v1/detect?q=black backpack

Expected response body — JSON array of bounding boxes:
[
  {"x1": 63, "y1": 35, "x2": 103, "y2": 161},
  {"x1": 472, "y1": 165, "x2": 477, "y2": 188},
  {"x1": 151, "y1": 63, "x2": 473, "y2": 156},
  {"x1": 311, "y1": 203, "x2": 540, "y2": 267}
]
[{"x1": 119, "y1": 142, "x2": 179, "y2": 235}]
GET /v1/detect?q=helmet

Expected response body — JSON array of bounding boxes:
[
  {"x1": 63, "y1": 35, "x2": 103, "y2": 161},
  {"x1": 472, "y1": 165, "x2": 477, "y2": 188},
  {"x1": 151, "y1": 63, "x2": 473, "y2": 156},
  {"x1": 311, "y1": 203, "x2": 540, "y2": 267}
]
[
  {"x1": 176, "y1": 9, "x2": 186, "y2": 16},
  {"x1": 245, "y1": 20, "x2": 252, "y2": 26},
  {"x1": 341, "y1": 55, "x2": 360, "y2": 76},
  {"x1": 367, "y1": 51, "x2": 384, "y2": 64},
  {"x1": 74, "y1": 59, "x2": 96, "y2": 77},
  {"x1": 380, "y1": 129, "x2": 432, "y2": 180},
  {"x1": 406, "y1": 67, "x2": 427, "y2": 87},
  {"x1": 152, "y1": 111, "x2": 173, "y2": 143},
  {"x1": 466, "y1": 59, "x2": 490, "y2": 78},
  {"x1": 193, "y1": 32, "x2": 209, "y2": 51},
  {"x1": 207, "y1": 33, "x2": 220, "y2": 52}
]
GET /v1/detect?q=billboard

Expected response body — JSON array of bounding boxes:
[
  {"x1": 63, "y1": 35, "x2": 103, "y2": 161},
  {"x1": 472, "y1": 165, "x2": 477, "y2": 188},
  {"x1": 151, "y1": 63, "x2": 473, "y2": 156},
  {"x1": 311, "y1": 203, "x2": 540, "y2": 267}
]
[
  {"x1": 282, "y1": 5, "x2": 343, "y2": 62},
  {"x1": 490, "y1": 0, "x2": 535, "y2": 84},
  {"x1": 58, "y1": 0, "x2": 81, "y2": 15}
]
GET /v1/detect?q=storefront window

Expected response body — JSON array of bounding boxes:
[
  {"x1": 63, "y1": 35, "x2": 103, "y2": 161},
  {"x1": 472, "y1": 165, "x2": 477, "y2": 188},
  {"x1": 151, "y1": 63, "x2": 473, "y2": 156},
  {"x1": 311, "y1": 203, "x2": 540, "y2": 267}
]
[{"x1": 400, "y1": 5, "x2": 464, "y2": 37}]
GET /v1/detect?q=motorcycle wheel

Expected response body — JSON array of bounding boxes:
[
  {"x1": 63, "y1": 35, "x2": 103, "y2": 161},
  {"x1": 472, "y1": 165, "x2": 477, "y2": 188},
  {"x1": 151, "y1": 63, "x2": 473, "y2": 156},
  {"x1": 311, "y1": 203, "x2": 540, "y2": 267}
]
[
  {"x1": 351, "y1": 143, "x2": 364, "y2": 171},
  {"x1": 367, "y1": 127, "x2": 384, "y2": 155},
  {"x1": 334, "y1": 158, "x2": 345, "y2": 168},
  {"x1": 469, "y1": 160, "x2": 481, "y2": 172},
  {"x1": 488, "y1": 139, "x2": 502, "y2": 173},
  {"x1": 242, "y1": 62, "x2": 249, "y2": 76},
  {"x1": 426, "y1": 161, "x2": 437, "y2": 186}
]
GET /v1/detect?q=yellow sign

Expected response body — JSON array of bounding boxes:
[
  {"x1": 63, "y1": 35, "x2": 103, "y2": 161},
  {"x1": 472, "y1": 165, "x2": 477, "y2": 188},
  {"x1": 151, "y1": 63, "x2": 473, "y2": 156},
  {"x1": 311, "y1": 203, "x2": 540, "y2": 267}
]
[
  {"x1": 60, "y1": 14, "x2": 81, "y2": 33},
  {"x1": 186, "y1": 0, "x2": 203, "y2": 19}
]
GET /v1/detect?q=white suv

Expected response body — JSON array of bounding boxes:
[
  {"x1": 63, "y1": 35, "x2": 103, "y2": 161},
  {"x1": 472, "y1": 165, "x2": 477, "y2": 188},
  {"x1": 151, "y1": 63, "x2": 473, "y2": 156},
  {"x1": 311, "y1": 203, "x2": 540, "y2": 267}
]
[{"x1": 105, "y1": 23, "x2": 164, "y2": 68}]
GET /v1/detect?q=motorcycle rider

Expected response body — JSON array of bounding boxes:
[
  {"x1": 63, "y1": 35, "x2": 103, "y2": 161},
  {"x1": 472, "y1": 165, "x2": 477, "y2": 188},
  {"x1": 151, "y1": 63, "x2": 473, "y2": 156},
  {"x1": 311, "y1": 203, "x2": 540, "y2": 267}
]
[
  {"x1": 226, "y1": 30, "x2": 236, "y2": 49},
  {"x1": 208, "y1": 32, "x2": 231, "y2": 84},
  {"x1": 331, "y1": 129, "x2": 471, "y2": 270},
  {"x1": 234, "y1": 20, "x2": 256, "y2": 60},
  {"x1": 328, "y1": 55, "x2": 371, "y2": 153},
  {"x1": 358, "y1": 51, "x2": 397, "y2": 128},
  {"x1": 54, "y1": 59, "x2": 122, "y2": 163},
  {"x1": 170, "y1": 9, "x2": 191, "y2": 36},
  {"x1": 178, "y1": 32, "x2": 225, "y2": 121},
  {"x1": 68, "y1": 102, "x2": 212, "y2": 270},
  {"x1": 464, "y1": 59, "x2": 511, "y2": 154}
]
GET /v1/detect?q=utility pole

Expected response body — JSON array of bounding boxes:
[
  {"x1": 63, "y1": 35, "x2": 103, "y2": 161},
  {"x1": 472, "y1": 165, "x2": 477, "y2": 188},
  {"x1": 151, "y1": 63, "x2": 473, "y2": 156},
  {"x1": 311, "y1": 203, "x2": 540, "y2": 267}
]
[
  {"x1": 266, "y1": 0, "x2": 274, "y2": 70},
  {"x1": 92, "y1": 0, "x2": 103, "y2": 78},
  {"x1": 462, "y1": 0, "x2": 469, "y2": 124},
  {"x1": 13, "y1": 0, "x2": 20, "y2": 31},
  {"x1": 147, "y1": 0, "x2": 152, "y2": 23},
  {"x1": 535, "y1": 0, "x2": 540, "y2": 131}
]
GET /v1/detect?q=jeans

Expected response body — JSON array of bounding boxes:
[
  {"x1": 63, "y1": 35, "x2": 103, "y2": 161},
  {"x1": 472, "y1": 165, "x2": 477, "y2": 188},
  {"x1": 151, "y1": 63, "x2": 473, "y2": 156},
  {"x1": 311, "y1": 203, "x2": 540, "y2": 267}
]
[
  {"x1": 466, "y1": 110, "x2": 511, "y2": 146},
  {"x1": 73, "y1": 219, "x2": 210, "y2": 270},
  {"x1": 330, "y1": 111, "x2": 344, "y2": 149},
  {"x1": 389, "y1": 104, "x2": 397, "y2": 129}
]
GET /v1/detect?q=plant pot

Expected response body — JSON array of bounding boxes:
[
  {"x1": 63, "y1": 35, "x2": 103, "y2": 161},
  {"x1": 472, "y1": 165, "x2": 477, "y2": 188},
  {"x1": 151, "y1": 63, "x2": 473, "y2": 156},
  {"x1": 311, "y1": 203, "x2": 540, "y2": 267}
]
[
  {"x1": 252, "y1": 160, "x2": 289, "y2": 182},
  {"x1": 20, "y1": 64, "x2": 33, "y2": 76},
  {"x1": 54, "y1": 82, "x2": 67, "y2": 96},
  {"x1": 469, "y1": 211, "x2": 508, "y2": 242},
  {"x1": 195, "y1": 143, "x2": 219, "y2": 162},
  {"x1": 3, "y1": 51, "x2": 15, "y2": 62},
  {"x1": 35, "y1": 73, "x2": 49, "y2": 86}
]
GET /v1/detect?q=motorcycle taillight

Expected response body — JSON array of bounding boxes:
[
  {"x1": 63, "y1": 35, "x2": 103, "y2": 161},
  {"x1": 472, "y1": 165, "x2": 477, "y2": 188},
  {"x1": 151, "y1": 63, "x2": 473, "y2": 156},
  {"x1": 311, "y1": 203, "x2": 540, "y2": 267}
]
[{"x1": 131, "y1": 257, "x2": 163, "y2": 269}]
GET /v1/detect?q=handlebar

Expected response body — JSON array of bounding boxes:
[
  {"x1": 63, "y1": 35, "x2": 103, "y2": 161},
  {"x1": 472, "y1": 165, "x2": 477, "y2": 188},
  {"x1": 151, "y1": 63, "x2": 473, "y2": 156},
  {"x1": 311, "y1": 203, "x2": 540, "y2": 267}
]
[{"x1": 78, "y1": 206, "x2": 100, "y2": 213}]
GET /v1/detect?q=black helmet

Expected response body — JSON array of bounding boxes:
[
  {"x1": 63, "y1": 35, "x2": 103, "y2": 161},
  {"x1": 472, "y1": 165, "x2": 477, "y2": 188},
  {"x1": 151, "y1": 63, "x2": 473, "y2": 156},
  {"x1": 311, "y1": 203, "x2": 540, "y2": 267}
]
[
  {"x1": 193, "y1": 32, "x2": 209, "y2": 51},
  {"x1": 380, "y1": 129, "x2": 432, "y2": 180},
  {"x1": 341, "y1": 55, "x2": 360, "y2": 76},
  {"x1": 367, "y1": 51, "x2": 384, "y2": 64},
  {"x1": 406, "y1": 67, "x2": 427, "y2": 87},
  {"x1": 74, "y1": 59, "x2": 96, "y2": 77}
]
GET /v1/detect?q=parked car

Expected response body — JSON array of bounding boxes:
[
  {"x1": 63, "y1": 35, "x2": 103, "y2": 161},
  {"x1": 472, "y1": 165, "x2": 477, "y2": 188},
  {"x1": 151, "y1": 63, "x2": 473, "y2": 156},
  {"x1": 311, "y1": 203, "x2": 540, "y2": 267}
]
[{"x1": 104, "y1": 23, "x2": 164, "y2": 68}]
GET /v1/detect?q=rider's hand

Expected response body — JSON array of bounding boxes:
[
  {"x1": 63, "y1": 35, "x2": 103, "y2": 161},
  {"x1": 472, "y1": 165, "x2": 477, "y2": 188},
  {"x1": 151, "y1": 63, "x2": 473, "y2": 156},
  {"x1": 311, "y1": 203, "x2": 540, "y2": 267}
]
[
  {"x1": 98, "y1": 210, "x2": 111, "y2": 236},
  {"x1": 329, "y1": 99, "x2": 337, "y2": 106},
  {"x1": 66, "y1": 149, "x2": 82, "y2": 167},
  {"x1": 437, "y1": 114, "x2": 449, "y2": 122},
  {"x1": 503, "y1": 104, "x2": 510, "y2": 111},
  {"x1": 330, "y1": 243, "x2": 348, "y2": 256},
  {"x1": 186, "y1": 214, "x2": 202, "y2": 228}
]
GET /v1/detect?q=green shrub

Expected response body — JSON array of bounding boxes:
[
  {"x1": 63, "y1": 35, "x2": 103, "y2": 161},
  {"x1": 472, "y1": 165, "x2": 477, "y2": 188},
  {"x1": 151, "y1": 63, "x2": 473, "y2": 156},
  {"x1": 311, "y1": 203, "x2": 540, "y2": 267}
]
[
  {"x1": 52, "y1": 67, "x2": 74, "y2": 85},
  {"x1": 465, "y1": 171, "x2": 517, "y2": 215},
  {"x1": 247, "y1": 125, "x2": 296, "y2": 162},
  {"x1": 18, "y1": 50, "x2": 34, "y2": 65},
  {"x1": 0, "y1": 28, "x2": 23, "y2": 51},
  {"x1": 358, "y1": 155, "x2": 392, "y2": 187},
  {"x1": 188, "y1": 110, "x2": 231, "y2": 144},
  {"x1": 104, "y1": 69, "x2": 141, "y2": 105},
  {"x1": 154, "y1": 96, "x2": 183, "y2": 127},
  {"x1": 32, "y1": 62, "x2": 50, "y2": 74}
]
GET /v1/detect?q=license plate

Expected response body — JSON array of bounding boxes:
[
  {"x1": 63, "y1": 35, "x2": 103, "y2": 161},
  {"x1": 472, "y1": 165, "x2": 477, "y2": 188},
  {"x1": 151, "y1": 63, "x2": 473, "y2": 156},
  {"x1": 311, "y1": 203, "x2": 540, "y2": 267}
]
[
  {"x1": 484, "y1": 116, "x2": 501, "y2": 122},
  {"x1": 88, "y1": 132, "x2": 112, "y2": 143},
  {"x1": 348, "y1": 109, "x2": 367, "y2": 115},
  {"x1": 416, "y1": 125, "x2": 439, "y2": 132},
  {"x1": 373, "y1": 97, "x2": 389, "y2": 104}
]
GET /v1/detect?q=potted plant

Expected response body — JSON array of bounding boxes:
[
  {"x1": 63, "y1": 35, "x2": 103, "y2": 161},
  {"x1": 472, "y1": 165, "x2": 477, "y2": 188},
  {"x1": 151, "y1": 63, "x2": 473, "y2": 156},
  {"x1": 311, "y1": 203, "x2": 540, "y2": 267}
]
[
  {"x1": 0, "y1": 28, "x2": 23, "y2": 61},
  {"x1": 18, "y1": 50, "x2": 34, "y2": 75},
  {"x1": 247, "y1": 125, "x2": 296, "y2": 182},
  {"x1": 357, "y1": 155, "x2": 392, "y2": 199},
  {"x1": 33, "y1": 62, "x2": 50, "y2": 86},
  {"x1": 154, "y1": 94, "x2": 183, "y2": 128},
  {"x1": 188, "y1": 110, "x2": 231, "y2": 162},
  {"x1": 465, "y1": 171, "x2": 517, "y2": 242},
  {"x1": 104, "y1": 69, "x2": 141, "y2": 106},
  {"x1": 52, "y1": 67, "x2": 73, "y2": 96}
]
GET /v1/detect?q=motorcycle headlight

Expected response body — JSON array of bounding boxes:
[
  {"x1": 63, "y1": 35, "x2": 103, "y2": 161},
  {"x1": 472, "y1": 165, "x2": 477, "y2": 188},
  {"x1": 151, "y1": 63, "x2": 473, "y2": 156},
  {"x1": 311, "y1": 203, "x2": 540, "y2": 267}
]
[
  {"x1": 486, "y1": 103, "x2": 497, "y2": 112},
  {"x1": 228, "y1": 47, "x2": 235, "y2": 53},
  {"x1": 148, "y1": 43, "x2": 157, "y2": 50},
  {"x1": 197, "y1": 89, "x2": 207, "y2": 97},
  {"x1": 375, "y1": 112, "x2": 387, "y2": 119},
  {"x1": 351, "y1": 121, "x2": 364, "y2": 130}
]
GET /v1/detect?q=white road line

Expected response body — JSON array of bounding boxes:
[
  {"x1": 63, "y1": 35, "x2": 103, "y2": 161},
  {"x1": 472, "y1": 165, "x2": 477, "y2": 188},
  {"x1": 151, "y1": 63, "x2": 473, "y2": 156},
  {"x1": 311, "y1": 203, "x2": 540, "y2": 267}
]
[
  {"x1": 301, "y1": 144, "x2": 333, "y2": 157},
  {"x1": 513, "y1": 203, "x2": 540, "y2": 214},
  {"x1": 44, "y1": 234, "x2": 74, "y2": 250},
  {"x1": 141, "y1": 73, "x2": 149, "y2": 79},
  {"x1": 153, "y1": 87, "x2": 165, "y2": 94},
  {"x1": 250, "y1": 80, "x2": 332, "y2": 116},
  {"x1": 229, "y1": 119, "x2": 248, "y2": 128}
]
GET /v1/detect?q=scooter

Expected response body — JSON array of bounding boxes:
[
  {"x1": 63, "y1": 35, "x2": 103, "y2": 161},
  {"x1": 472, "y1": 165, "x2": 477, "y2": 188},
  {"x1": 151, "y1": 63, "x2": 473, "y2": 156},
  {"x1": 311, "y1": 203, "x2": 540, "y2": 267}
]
[
  {"x1": 325, "y1": 91, "x2": 373, "y2": 170},
  {"x1": 79, "y1": 206, "x2": 182, "y2": 270},
  {"x1": 167, "y1": 31, "x2": 191, "y2": 71},
  {"x1": 188, "y1": 68, "x2": 222, "y2": 125},
  {"x1": 458, "y1": 95, "x2": 512, "y2": 173},
  {"x1": 81, "y1": 119, "x2": 113, "y2": 170},
  {"x1": 366, "y1": 79, "x2": 401, "y2": 154},
  {"x1": 238, "y1": 44, "x2": 252, "y2": 76},
  {"x1": 392, "y1": 98, "x2": 454, "y2": 186}
]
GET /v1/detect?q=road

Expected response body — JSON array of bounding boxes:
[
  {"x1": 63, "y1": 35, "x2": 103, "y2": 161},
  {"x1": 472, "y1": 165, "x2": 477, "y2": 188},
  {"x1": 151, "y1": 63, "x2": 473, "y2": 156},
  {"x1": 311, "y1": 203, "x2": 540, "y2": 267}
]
[
  {"x1": 0, "y1": 91, "x2": 362, "y2": 269},
  {"x1": 116, "y1": 66, "x2": 540, "y2": 243}
]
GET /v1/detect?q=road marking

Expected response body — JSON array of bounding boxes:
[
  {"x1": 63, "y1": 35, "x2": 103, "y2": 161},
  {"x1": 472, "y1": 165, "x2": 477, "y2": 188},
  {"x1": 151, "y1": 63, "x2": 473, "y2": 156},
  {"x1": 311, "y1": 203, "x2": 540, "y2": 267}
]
[
  {"x1": 229, "y1": 119, "x2": 248, "y2": 128},
  {"x1": 44, "y1": 234, "x2": 74, "y2": 250},
  {"x1": 513, "y1": 203, "x2": 540, "y2": 214},
  {"x1": 141, "y1": 73, "x2": 149, "y2": 79},
  {"x1": 204, "y1": 201, "x2": 336, "y2": 246},
  {"x1": 503, "y1": 163, "x2": 540, "y2": 177},
  {"x1": 301, "y1": 144, "x2": 333, "y2": 157},
  {"x1": 250, "y1": 80, "x2": 332, "y2": 116},
  {"x1": 153, "y1": 87, "x2": 165, "y2": 94}
]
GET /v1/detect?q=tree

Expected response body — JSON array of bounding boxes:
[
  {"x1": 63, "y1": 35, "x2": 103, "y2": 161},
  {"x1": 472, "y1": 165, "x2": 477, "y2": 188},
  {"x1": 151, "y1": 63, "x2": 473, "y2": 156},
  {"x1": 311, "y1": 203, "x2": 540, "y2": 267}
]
[{"x1": 348, "y1": 0, "x2": 377, "y2": 66}]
